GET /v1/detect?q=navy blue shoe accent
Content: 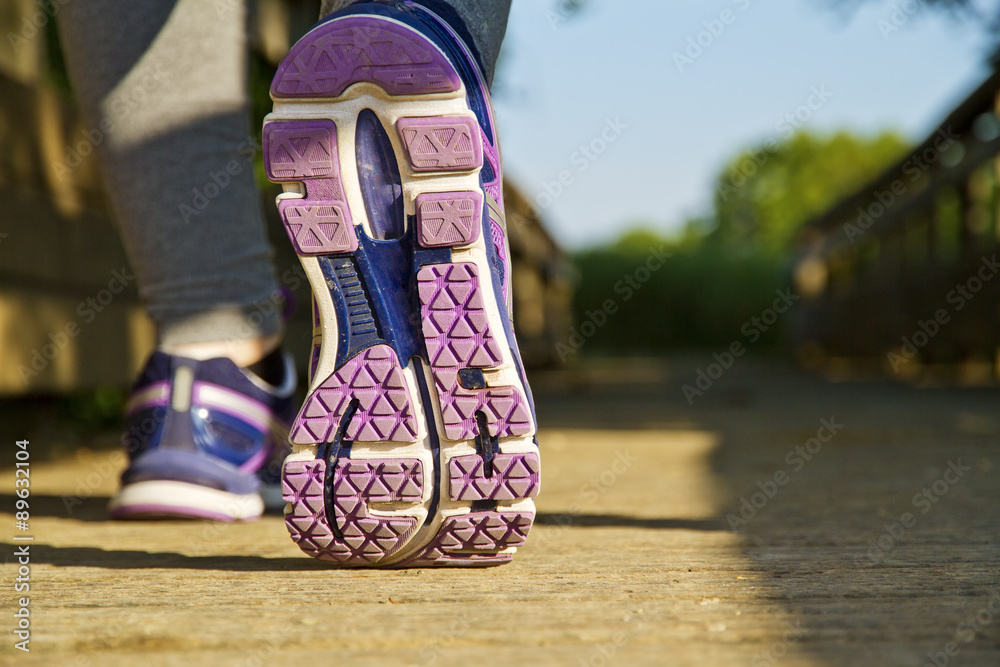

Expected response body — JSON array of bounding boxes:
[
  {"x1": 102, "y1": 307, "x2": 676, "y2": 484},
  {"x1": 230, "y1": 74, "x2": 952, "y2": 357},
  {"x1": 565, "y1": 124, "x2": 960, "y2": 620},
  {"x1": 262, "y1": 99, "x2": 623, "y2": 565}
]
[
  {"x1": 320, "y1": 398, "x2": 359, "y2": 542},
  {"x1": 458, "y1": 368, "x2": 488, "y2": 390},
  {"x1": 355, "y1": 233, "x2": 422, "y2": 364},
  {"x1": 414, "y1": 244, "x2": 452, "y2": 268},
  {"x1": 320, "y1": 226, "x2": 452, "y2": 371},
  {"x1": 356, "y1": 108, "x2": 405, "y2": 240},
  {"x1": 412, "y1": 356, "x2": 442, "y2": 521},
  {"x1": 320, "y1": 255, "x2": 382, "y2": 368}
]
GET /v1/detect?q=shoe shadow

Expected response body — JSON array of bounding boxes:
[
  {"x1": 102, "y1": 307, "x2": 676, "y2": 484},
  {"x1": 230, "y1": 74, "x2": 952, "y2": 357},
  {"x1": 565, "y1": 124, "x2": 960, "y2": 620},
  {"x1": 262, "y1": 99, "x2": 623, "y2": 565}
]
[
  {"x1": 535, "y1": 513, "x2": 725, "y2": 531},
  {"x1": 0, "y1": 493, "x2": 286, "y2": 522},
  {"x1": 0, "y1": 542, "x2": 332, "y2": 571},
  {"x1": 3, "y1": 517, "x2": 723, "y2": 572},
  {"x1": 2, "y1": 493, "x2": 111, "y2": 522}
]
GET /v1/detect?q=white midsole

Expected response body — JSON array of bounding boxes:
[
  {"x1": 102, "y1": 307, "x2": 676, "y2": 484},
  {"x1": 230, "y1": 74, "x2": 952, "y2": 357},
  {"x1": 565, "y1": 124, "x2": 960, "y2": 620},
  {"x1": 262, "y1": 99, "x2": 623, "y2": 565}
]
[{"x1": 109, "y1": 481, "x2": 264, "y2": 520}]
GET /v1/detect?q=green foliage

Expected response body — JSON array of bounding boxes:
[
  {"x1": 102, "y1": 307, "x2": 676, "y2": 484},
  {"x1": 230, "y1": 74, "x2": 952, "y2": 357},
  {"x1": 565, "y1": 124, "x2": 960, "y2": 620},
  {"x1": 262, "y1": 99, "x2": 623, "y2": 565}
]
[
  {"x1": 63, "y1": 387, "x2": 128, "y2": 429},
  {"x1": 569, "y1": 235, "x2": 788, "y2": 354},
  {"x1": 711, "y1": 130, "x2": 910, "y2": 251},
  {"x1": 568, "y1": 128, "x2": 912, "y2": 355}
]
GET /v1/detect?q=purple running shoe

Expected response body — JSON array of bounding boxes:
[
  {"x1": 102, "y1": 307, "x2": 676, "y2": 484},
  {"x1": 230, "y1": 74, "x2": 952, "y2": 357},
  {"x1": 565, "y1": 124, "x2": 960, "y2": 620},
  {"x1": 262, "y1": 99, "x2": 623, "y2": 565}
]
[
  {"x1": 108, "y1": 350, "x2": 296, "y2": 521},
  {"x1": 265, "y1": 1, "x2": 540, "y2": 566}
]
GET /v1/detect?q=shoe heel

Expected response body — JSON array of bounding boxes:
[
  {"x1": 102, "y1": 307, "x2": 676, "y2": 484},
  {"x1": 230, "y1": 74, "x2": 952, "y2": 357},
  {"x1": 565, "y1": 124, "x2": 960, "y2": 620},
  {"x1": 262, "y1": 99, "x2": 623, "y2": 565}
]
[{"x1": 282, "y1": 456, "x2": 425, "y2": 565}]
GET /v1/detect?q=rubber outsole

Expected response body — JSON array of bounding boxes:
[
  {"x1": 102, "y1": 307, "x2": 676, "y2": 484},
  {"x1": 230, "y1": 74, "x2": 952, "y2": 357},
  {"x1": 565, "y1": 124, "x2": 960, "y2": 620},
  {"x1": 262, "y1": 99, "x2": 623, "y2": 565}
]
[
  {"x1": 266, "y1": 10, "x2": 539, "y2": 567},
  {"x1": 108, "y1": 480, "x2": 264, "y2": 521}
]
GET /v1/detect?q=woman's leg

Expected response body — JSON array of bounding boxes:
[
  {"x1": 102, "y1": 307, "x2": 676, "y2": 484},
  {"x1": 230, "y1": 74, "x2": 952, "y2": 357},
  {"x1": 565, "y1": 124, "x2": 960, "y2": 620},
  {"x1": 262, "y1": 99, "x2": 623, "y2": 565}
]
[
  {"x1": 57, "y1": 0, "x2": 282, "y2": 366},
  {"x1": 59, "y1": 1, "x2": 294, "y2": 522}
]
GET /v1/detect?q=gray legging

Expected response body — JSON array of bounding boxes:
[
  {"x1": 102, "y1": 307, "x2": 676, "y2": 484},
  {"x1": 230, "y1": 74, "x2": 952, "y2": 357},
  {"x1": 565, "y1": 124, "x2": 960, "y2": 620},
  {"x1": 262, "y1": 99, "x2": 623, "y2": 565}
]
[{"x1": 57, "y1": 0, "x2": 511, "y2": 349}]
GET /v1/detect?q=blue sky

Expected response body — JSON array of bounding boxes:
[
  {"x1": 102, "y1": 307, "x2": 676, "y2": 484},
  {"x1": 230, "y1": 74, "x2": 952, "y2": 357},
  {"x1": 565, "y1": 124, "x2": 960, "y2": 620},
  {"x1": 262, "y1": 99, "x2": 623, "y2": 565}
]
[{"x1": 492, "y1": 0, "x2": 996, "y2": 248}]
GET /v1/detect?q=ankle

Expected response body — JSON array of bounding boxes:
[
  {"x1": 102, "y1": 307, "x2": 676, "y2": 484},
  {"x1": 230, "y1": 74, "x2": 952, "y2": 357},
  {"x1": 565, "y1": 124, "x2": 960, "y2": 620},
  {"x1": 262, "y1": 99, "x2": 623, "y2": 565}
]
[{"x1": 162, "y1": 332, "x2": 283, "y2": 368}]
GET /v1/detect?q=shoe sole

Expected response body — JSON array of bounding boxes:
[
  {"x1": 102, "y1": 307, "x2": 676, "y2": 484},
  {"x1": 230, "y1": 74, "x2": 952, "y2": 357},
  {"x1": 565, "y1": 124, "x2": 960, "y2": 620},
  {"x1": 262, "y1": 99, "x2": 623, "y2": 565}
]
[
  {"x1": 264, "y1": 12, "x2": 539, "y2": 567},
  {"x1": 108, "y1": 480, "x2": 264, "y2": 521}
]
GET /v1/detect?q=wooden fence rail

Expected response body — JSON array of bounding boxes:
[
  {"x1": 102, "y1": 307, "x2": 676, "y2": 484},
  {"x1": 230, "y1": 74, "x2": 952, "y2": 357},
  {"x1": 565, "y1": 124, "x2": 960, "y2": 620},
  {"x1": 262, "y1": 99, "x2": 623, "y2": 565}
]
[{"x1": 791, "y1": 69, "x2": 1000, "y2": 380}]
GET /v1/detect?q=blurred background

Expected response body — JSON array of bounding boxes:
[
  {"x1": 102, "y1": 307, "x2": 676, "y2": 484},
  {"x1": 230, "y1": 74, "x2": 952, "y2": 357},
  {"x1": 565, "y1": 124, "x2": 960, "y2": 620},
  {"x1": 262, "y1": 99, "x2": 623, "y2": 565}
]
[{"x1": 3, "y1": 0, "x2": 1000, "y2": 437}]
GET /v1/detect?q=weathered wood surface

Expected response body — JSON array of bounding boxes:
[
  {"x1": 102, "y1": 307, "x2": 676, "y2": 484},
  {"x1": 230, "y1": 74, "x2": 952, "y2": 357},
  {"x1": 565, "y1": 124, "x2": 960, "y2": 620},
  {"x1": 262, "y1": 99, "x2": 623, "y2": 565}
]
[{"x1": 1, "y1": 357, "x2": 998, "y2": 666}]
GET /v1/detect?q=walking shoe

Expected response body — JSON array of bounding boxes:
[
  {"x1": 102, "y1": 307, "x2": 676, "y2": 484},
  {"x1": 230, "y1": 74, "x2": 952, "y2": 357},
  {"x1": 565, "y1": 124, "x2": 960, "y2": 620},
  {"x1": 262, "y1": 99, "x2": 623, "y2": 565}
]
[
  {"x1": 264, "y1": 0, "x2": 540, "y2": 566},
  {"x1": 109, "y1": 349, "x2": 296, "y2": 520}
]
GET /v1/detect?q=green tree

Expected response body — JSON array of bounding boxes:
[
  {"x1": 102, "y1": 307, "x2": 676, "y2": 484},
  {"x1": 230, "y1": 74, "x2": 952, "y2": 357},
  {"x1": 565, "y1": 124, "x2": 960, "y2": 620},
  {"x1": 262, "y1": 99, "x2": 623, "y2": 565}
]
[{"x1": 709, "y1": 130, "x2": 909, "y2": 251}]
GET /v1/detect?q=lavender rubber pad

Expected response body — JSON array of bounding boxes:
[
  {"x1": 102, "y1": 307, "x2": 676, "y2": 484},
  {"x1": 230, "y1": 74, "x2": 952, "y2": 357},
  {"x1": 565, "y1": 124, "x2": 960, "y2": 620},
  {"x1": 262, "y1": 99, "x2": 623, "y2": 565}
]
[
  {"x1": 449, "y1": 452, "x2": 540, "y2": 501},
  {"x1": 417, "y1": 263, "x2": 532, "y2": 440},
  {"x1": 265, "y1": 121, "x2": 359, "y2": 256},
  {"x1": 290, "y1": 345, "x2": 418, "y2": 445},
  {"x1": 397, "y1": 116, "x2": 483, "y2": 172},
  {"x1": 415, "y1": 191, "x2": 483, "y2": 248},
  {"x1": 397, "y1": 511, "x2": 534, "y2": 567},
  {"x1": 271, "y1": 17, "x2": 461, "y2": 98},
  {"x1": 283, "y1": 457, "x2": 422, "y2": 565},
  {"x1": 264, "y1": 120, "x2": 337, "y2": 180}
]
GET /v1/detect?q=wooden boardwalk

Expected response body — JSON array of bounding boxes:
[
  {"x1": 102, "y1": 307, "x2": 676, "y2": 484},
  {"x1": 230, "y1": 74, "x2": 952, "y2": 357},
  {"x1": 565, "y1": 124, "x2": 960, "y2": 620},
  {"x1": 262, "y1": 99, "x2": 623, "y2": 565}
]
[{"x1": 1, "y1": 358, "x2": 998, "y2": 666}]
